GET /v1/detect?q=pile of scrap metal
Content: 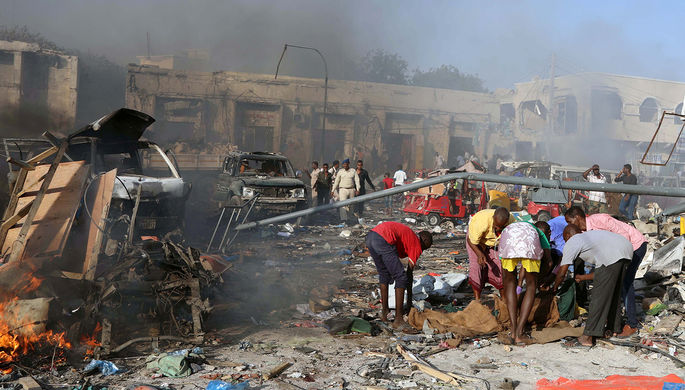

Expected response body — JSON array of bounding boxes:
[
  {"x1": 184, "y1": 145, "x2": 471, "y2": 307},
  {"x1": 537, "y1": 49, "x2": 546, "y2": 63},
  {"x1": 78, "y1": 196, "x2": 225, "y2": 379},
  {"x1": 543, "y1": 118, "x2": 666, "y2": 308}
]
[{"x1": 0, "y1": 109, "x2": 230, "y2": 365}]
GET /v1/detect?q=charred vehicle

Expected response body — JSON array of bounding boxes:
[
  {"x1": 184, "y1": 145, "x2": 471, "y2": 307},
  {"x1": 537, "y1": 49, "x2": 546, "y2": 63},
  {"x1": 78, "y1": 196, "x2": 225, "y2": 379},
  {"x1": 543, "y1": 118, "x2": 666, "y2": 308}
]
[
  {"x1": 213, "y1": 151, "x2": 307, "y2": 216},
  {"x1": 3, "y1": 108, "x2": 191, "y2": 239}
]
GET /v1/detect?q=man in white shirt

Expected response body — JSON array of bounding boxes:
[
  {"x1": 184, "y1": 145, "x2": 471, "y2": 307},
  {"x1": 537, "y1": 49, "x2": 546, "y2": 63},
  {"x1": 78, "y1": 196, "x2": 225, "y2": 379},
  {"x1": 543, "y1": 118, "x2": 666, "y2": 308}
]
[
  {"x1": 331, "y1": 158, "x2": 360, "y2": 222},
  {"x1": 434, "y1": 152, "x2": 444, "y2": 170},
  {"x1": 305, "y1": 161, "x2": 321, "y2": 207},
  {"x1": 583, "y1": 164, "x2": 608, "y2": 214},
  {"x1": 393, "y1": 165, "x2": 407, "y2": 186},
  {"x1": 329, "y1": 160, "x2": 340, "y2": 202}
]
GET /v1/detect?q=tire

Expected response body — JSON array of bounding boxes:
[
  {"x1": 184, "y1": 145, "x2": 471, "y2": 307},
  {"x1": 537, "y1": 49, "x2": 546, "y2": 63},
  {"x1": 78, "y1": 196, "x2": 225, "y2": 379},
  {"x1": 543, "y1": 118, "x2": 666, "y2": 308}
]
[
  {"x1": 536, "y1": 211, "x2": 551, "y2": 222},
  {"x1": 427, "y1": 213, "x2": 441, "y2": 226}
]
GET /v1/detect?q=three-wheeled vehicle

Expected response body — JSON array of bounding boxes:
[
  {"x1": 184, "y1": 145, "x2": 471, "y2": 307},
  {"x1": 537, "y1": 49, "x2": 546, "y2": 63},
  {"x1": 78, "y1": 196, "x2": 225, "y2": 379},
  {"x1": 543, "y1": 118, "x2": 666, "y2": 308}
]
[{"x1": 402, "y1": 162, "x2": 488, "y2": 225}]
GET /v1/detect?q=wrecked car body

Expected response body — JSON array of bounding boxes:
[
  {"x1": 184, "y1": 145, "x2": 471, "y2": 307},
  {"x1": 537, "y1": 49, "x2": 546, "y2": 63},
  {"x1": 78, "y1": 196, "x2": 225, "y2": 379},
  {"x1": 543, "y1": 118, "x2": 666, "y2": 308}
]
[
  {"x1": 213, "y1": 151, "x2": 307, "y2": 216},
  {"x1": 3, "y1": 108, "x2": 191, "y2": 240}
]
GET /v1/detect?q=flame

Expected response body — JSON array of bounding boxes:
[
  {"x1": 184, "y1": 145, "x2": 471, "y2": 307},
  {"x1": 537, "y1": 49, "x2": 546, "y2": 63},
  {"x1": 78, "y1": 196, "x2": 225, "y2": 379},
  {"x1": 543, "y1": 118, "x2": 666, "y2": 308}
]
[
  {"x1": 0, "y1": 273, "x2": 71, "y2": 372},
  {"x1": 80, "y1": 322, "x2": 102, "y2": 359}
]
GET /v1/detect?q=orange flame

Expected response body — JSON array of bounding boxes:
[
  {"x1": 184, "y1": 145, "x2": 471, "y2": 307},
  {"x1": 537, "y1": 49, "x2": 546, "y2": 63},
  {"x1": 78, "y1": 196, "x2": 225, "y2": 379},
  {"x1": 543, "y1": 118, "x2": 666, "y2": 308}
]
[
  {"x1": 80, "y1": 322, "x2": 102, "y2": 359},
  {"x1": 0, "y1": 282, "x2": 71, "y2": 371}
]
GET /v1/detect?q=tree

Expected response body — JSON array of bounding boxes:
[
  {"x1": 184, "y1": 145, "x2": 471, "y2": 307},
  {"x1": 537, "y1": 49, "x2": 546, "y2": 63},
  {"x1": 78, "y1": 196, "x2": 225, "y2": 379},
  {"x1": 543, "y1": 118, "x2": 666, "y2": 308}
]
[
  {"x1": 411, "y1": 65, "x2": 487, "y2": 92},
  {"x1": 356, "y1": 49, "x2": 408, "y2": 85}
]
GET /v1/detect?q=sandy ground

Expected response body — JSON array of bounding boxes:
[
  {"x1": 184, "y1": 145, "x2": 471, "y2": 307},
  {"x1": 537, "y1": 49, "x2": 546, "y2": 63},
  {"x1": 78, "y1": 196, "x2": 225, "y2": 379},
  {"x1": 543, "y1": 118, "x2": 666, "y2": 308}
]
[{"x1": 39, "y1": 201, "x2": 683, "y2": 390}]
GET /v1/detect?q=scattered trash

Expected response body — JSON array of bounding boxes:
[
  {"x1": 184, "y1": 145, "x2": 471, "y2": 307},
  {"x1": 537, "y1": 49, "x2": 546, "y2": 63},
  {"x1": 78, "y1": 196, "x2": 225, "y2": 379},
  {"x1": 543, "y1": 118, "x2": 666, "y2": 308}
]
[
  {"x1": 83, "y1": 360, "x2": 123, "y2": 376},
  {"x1": 206, "y1": 380, "x2": 250, "y2": 390},
  {"x1": 339, "y1": 230, "x2": 352, "y2": 238}
]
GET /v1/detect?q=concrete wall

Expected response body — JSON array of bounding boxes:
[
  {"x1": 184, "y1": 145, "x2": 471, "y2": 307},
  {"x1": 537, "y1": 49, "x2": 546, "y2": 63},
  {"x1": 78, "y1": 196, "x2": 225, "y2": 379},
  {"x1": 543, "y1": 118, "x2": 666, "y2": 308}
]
[
  {"x1": 0, "y1": 40, "x2": 78, "y2": 134},
  {"x1": 126, "y1": 65, "x2": 499, "y2": 173},
  {"x1": 509, "y1": 72, "x2": 685, "y2": 170}
]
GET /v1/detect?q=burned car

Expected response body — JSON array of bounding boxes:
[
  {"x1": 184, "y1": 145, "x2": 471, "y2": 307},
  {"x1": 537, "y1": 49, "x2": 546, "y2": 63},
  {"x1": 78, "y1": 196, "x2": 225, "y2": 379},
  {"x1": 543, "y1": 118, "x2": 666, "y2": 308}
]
[
  {"x1": 3, "y1": 108, "x2": 191, "y2": 240},
  {"x1": 213, "y1": 151, "x2": 307, "y2": 216}
]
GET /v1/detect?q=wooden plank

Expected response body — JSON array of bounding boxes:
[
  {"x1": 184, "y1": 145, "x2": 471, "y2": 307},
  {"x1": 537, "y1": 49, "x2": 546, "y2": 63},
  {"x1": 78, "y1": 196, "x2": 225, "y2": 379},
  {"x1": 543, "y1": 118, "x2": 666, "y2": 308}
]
[
  {"x1": 4, "y1": 152, "x2": 89, "y2": 262},
  {"x1": 7, "y1": 157, "x2": 35, "y2": 171},
  {"x1": 0, "y1": 200, "x2": 33, "y2": 240},
  {"x1": 7, "y1": 141, "x2": 68, "y2": 262},
  {"x1": 82, "y1": 169, "x2": 117, "y2": 280},
  {"x1": 26, "y1": 146, "x2": 57, "y2": 164}
]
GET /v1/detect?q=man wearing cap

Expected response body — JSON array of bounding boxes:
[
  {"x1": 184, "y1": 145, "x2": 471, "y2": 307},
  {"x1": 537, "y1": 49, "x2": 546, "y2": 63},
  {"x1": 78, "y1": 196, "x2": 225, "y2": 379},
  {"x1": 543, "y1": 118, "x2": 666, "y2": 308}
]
[{"x1": 332, "y1": 158, "x2": 360, "y2": 222}]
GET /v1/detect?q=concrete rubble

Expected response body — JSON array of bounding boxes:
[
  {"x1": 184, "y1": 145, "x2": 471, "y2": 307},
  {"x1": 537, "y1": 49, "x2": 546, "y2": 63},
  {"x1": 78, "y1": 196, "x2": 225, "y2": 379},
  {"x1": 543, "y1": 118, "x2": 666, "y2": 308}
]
[{"x1": 0, "y1": 130, "x2": 683, "y2": 389}]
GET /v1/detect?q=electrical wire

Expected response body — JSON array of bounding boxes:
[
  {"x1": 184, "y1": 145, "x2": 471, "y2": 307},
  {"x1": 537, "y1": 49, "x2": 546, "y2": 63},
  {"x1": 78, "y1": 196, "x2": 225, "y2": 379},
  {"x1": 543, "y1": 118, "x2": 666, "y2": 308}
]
[{"x1": 82, "y1": 172, "x2": 108, "y2": 235}]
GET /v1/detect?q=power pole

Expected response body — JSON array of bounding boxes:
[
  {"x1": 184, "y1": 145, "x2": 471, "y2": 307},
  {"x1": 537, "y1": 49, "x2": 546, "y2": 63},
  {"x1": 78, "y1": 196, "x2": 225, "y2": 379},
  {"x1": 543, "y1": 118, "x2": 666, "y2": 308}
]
[
  {"x1": 147, "y1": 32, "x2": 151, "y2": 58},
  {"x1": 548, "y1": 53, "x2": 556, "y2": 133},
  {"x1": 544, "y1": 53, "x2": 556, "y2": 161}
]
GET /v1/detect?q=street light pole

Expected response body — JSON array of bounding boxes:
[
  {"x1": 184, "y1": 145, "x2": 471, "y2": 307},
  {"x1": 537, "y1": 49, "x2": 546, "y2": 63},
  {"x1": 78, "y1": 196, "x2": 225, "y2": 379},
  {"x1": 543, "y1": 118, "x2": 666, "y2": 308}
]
[{"x1": 275, "y1": 44, "x2": 328, "y2": 162}]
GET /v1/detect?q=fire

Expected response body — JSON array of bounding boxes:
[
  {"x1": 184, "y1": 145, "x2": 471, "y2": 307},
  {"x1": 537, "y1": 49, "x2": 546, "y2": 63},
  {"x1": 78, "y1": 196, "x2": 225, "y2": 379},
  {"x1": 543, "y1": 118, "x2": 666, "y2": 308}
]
[
  {"x1": 0, "y1": 272, "x2": 71, "y2": 372},
  {"x1": 80, "y1": 322, "x2": 102, "y2": 358}
]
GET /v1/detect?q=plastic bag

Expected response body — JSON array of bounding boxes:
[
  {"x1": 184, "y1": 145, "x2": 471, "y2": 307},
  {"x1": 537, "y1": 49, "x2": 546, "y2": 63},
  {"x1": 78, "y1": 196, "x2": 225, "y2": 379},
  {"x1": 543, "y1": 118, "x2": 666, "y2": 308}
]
[
  {"x1": 206, "y1": 380, "x2": 250, "y2": 390},
  {"x1": 84, "y1": 359, "x2": 122, "y2": 376}
]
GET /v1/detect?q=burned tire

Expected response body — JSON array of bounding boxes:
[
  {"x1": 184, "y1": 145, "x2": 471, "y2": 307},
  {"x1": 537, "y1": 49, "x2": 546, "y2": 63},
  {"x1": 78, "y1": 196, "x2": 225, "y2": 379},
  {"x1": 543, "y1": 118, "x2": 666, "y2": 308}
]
[
  {"x1": 536, "y1": 211, "x2": 551, "y2": 222},
  {"x1": 427, "y1": 213, "x2": 441, "y2": 226}
]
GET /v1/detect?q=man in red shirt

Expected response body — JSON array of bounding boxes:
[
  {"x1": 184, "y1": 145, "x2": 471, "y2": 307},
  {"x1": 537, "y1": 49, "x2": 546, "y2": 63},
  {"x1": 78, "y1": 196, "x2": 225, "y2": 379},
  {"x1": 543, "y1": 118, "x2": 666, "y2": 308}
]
[
  {"x1": 366, "y1": 221, "x2": 433, "y2": 331},
  {"x1": 382, "y1": 172, "x2": 394, "y2": 214}
]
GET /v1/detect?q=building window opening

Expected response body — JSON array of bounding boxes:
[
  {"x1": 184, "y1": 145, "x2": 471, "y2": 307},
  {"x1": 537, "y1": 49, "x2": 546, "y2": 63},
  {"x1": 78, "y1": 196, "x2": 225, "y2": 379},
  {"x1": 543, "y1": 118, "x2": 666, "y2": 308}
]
[
  {"x1": 591, "y1": 90, "x2": 622, "y2": 124},
  {"x1": 675, "y1": 103, "x2": 684, "y2": 125},
  {"x1": 639, "y1": 97, "x2": 659, "y2": 122},
  {"x1": 519, "y1": 100, "x2": 547, "y2": 128},
  {"x1": 555, "y1": 95, "x2": 577, "y2": 133},
  {"x1": 0, "y1": 51, "x2": 13, "y2": 65}
]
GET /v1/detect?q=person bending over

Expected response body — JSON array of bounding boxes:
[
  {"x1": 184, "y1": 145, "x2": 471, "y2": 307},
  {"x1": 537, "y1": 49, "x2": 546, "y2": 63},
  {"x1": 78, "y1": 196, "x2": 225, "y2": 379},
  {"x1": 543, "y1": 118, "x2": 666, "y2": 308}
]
[{"x1": 366, "y1": 222, "x2": 432, "y2": 331}]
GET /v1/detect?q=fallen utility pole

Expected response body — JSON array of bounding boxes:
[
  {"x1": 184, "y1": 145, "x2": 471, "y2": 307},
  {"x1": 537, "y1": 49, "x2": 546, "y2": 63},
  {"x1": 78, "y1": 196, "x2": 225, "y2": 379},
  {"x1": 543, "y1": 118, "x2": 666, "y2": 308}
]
[{"x1": 235, "y1": 172, "x2": 685, "y2": 231}]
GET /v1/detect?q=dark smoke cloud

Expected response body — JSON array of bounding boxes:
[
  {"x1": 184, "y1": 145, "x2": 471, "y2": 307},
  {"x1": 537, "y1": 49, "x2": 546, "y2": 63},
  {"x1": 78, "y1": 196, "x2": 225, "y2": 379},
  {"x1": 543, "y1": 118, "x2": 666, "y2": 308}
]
[{"x1": 1, "y1": 1, "x2": 683, "y2": 89}]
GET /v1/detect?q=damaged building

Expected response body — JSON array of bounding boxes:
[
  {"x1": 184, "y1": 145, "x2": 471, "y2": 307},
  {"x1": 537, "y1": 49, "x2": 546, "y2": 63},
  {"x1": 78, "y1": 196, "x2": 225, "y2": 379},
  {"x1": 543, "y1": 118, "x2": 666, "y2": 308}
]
[
  {"x1": 500, "y1": 72, "x2": 685, "y2": 172},
  {"x1": 125, "y1": 62, "x2": 499, "y2": 172},
  {"x1": 0, "y1": 40, "x2": 78, "y2": 134}
]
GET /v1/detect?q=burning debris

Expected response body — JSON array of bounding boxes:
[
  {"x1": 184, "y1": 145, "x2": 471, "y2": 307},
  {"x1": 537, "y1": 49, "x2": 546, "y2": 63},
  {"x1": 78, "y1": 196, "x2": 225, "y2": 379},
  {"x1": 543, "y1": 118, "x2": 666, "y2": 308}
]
[{"x1": 0, "y1": 109, "x2": 231, "y2": 387}]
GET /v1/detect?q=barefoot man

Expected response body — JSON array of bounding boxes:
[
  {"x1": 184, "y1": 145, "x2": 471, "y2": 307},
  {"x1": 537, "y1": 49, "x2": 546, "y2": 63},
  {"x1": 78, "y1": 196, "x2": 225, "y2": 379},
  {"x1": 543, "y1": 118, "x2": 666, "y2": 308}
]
[
  {"x1": 499, "y1": 221, "x2": 551, "y2": 344},
  {"x1": 467, "y1": 207, "x2": 515, "y2": 300},
  {"x1": 366, "y1": 222, "x2": 433, "y2": 331}
]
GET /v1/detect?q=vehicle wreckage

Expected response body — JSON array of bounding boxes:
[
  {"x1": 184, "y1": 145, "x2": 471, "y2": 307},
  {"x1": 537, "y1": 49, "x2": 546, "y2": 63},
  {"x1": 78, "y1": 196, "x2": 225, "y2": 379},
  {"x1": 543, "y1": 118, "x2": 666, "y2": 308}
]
[{"x1": 0, "y1": 108, "x2": 227, "y2": 372}]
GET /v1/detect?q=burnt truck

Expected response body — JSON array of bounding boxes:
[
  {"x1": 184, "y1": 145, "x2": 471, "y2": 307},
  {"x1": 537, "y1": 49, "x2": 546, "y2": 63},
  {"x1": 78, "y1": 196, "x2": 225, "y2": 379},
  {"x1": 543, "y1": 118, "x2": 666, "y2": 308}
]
[
  {"x1": 3, "y1": 108, "x2": 191, "y2": 239},
  {"x1": 212, "y1": 151, "x2": 307, "y2": 216}
]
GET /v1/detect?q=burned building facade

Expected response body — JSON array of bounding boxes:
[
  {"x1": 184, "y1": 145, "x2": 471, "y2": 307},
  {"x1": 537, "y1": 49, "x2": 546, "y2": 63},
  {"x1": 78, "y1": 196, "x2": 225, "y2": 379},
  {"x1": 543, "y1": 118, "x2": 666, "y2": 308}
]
[
  {"x1": 125, "y1": 64, "x2": 499, "y2": 172},
  {"x1": 0, "y1": 40, "x2": 78, "y2": 134},
  {"x1": 503, "y1": 72, "x2": 685, "y2": 174}
]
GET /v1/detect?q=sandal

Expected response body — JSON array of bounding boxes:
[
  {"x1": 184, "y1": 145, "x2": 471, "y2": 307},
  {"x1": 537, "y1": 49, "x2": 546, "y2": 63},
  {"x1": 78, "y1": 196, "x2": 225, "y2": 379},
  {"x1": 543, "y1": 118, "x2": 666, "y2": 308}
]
[{"x1": 562, "y1": 338, "x2": 592, "y2": 350}]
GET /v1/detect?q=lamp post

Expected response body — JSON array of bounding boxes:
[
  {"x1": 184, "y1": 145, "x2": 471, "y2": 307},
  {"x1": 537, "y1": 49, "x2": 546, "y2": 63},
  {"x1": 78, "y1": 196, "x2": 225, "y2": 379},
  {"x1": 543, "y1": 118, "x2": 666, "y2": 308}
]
[{"x1": 275, "y1": 44, "x2": 328, "y2": 162}]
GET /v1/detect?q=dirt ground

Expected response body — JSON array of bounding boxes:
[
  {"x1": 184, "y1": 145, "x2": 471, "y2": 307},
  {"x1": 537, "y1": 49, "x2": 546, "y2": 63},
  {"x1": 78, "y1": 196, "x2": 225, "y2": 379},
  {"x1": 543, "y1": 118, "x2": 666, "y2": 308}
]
[{"x1": 25, "y1": 200, "x2": 683, "y2": 390}]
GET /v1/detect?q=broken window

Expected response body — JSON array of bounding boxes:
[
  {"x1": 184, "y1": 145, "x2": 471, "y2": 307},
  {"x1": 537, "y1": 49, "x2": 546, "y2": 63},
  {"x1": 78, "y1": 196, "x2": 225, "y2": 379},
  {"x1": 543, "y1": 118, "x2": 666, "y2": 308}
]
[
  {"x1": 675, "y1": 103, "x2": 684, "y2": 124},
  {"x1": 500, "y1": 103, "x2": 514, "y2": 130},
  {"x1": 639, "y1": 97, "x2": 659, "y2": 122},
  {"x1": 555, "y1": 95, "x2": 577, "y2": 133},
  {"x1": 519, "y1": 100, "x2": 547, "y2": 128},
  {"x1": 0, "y1": 50, "x2": 13, "y2": 65},
  {"x1": 591, "y1": 90, "x2": 622, "y2": 129}
]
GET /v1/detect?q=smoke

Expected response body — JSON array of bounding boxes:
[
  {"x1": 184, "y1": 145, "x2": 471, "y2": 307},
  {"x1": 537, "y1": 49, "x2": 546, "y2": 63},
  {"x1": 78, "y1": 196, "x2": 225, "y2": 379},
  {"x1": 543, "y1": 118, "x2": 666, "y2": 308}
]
[{"x1": 1, "y1": 0, "x2": 682, "y2": 90}]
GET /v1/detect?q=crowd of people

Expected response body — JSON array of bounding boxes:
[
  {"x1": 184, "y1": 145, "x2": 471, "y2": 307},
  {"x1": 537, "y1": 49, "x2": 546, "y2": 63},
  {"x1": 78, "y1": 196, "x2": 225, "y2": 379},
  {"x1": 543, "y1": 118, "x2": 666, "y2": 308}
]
[
  {"x1": 305, "y1": 159, "x2": 410, "y2": 222},
  {"x1": 359, "y1": 158, "x2": 648, "y2": 346}
]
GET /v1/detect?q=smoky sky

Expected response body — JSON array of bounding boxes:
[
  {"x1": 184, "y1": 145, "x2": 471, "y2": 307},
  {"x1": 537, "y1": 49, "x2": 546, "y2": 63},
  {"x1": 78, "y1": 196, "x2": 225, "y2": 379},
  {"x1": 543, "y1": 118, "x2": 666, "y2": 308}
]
[{"x1": 0, "y1": 0, "x2": 682, "y2": 89}]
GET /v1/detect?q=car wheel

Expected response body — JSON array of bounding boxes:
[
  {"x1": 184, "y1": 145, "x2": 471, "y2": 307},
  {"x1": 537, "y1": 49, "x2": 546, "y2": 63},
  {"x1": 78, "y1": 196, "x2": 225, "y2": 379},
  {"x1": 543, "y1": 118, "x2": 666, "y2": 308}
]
[
  {"x1": 427, "y1": 213, "x2": 441, "y2": 226},
  {"x1": 536, "y1": 211, "x2": 551, "y2": 222}
]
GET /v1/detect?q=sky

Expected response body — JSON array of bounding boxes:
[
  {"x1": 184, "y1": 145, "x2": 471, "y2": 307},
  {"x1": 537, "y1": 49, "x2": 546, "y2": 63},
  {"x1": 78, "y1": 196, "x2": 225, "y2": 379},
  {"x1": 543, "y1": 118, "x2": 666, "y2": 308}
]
[{"x1": 0, "y1": 0, "x2": 682, "y2": 89}]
